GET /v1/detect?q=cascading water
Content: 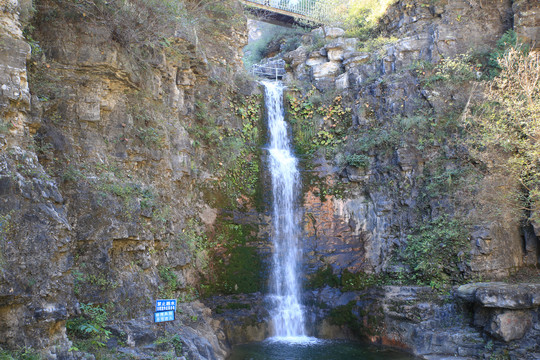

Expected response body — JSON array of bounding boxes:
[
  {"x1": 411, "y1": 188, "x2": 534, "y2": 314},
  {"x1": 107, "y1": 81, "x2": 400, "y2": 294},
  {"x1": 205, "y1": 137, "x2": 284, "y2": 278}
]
[{"x1": 262, "y1": 80, "x2": 308, "y2": 340}]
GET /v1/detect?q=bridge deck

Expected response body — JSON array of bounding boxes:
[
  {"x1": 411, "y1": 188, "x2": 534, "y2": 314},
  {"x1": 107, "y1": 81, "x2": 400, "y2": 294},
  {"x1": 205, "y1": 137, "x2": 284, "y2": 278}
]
[{"x1": 239, "y1": 0, "x2": 320, "y2": 23}]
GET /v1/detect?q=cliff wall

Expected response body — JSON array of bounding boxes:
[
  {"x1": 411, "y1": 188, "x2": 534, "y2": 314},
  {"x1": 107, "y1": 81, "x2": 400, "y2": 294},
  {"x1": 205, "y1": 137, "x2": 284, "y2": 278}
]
[{"x1": 0, "y1": 0, "x2": 266, "y2": 358}]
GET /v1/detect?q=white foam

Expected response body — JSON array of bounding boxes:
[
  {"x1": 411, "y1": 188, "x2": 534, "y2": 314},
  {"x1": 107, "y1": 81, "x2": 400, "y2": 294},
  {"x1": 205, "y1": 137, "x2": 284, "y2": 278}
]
[{"x1": 265, "y1": 336, "x2": 322, "y2": 346}]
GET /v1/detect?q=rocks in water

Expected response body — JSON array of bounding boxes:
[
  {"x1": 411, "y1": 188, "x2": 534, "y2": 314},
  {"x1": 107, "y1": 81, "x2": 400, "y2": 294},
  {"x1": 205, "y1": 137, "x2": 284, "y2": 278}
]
[{"x1": 203, "y1": 293, "x2": 269, "y2": 346}]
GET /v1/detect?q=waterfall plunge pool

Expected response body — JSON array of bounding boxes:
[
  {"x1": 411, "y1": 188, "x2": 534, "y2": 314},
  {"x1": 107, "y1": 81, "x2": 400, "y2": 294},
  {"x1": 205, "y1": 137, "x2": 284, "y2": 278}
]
[{"x1": 227, "y1": 338, "x2": 417, "y2": 360}]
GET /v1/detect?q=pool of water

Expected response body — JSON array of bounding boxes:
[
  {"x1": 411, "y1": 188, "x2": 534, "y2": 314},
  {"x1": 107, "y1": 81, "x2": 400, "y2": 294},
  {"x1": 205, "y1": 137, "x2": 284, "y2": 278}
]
[{"x1": 228, "y1": 338, "x2": 417, "y2": 360}]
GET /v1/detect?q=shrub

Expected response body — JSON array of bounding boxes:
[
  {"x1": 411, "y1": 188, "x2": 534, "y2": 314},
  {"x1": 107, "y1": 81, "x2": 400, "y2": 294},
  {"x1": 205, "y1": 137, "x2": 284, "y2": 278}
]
[
  {"x1": 399, "y1": 215, "x2": 470, "y2": 288},
  {"x1": 462, "y1": 46, "x2": 540, "y2": 220},
  {"x1": 66, "y1": 303, "x2": 111, "y2": 349},
  {"x1": 345, "y1": 154, "x2": 369, "y2": 168},
  {"x1": 0, "y1": 347, "x2": 42, "y2": 360}
]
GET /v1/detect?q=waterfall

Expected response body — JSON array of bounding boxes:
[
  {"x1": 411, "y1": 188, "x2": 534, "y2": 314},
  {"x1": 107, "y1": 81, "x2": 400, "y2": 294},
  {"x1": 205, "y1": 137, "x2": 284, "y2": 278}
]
[{"x1": 262, "y1": 80, "x2": 307, "y2": 340}]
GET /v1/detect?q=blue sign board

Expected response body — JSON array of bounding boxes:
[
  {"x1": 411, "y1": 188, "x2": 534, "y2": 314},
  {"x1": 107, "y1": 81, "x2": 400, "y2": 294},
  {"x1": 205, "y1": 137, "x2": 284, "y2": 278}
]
[
  {"x1": 156, "y1": 299, "x2": 177, "y2": 312},
  {"x1": 154, "y1": 310, "x2": 175, "y2": 323}
]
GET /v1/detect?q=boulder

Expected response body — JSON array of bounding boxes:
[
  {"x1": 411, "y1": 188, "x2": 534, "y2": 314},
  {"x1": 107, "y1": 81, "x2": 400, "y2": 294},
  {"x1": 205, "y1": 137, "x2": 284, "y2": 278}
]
[
  {"x1": 487, "y1": 310, "x2": 533, "y2": 342},
  {"x1": 312, "y1": 27, "x2": 345, "y2": 39},
  {"x1": 312, "y1": 62, "x2": 341, "y2": 79},
  {"x1": 283, "y1": 46, "x2": 308, "y2": 68},
  {"x1": 343, "y1": 53, "x2": 370, "y2": 70}
]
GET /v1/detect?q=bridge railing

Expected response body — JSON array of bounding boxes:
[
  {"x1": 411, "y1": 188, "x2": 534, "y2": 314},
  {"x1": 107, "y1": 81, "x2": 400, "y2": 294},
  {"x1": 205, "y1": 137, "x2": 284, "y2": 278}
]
[
  {"x1": 252, "y1": 62, "x2": 286, "y2": 80},
  {"x1": 241, "y1": 0, "x2": 321, "y2": 20}
]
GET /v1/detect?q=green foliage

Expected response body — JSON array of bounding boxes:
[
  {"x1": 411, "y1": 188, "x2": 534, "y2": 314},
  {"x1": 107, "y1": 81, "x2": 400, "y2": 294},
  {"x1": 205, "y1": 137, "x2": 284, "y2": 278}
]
[
  {"x1": 343, "y1": 0, "x2": 396, "y2": 39},
  {"x1": 204, "y1": 245, "x2": 263, "y2": 296},
  {"x1": 177, "y1": 217, "x2": 210, "y2": 271},
  {"x1": 137, "y1": 126, "x2": 164, "y2": 148},
  {"x1": 309, "y1": 0, "x2": 396, "y2": 40},
  {"x1": 154, "y1": 332, "x2": 183, "y2": 356},
  {"x1": 356, "y1": 36, "x2": 398, "y2": 54},
  {"x1": 61, "y1": 165, "x2": 83, "y2": 182},
  {"x1": 486, "y1": 30, "x2": 518, "y2": 77},
  {"x1": 0, "y1": 121, "x2": 14, "y2": 134},
  {"x1": 462, "y1": 46, "x2": 540, "y2": 220},
  {"x1": 0, "y1": 347, "x2": 42, "y2": 360},
  {"x1": 201, "y1": 221, "x2": 263, "y2": 296},
  {"x1": 341, "y1": 270, "x2": 385, "y2": 291},
  {"x1": 328, "y1": 301, "x2": 356, "y2": 326},
  {"x1": 204, "y1": 94, "x2": 263, "y2": 210},
  {"x1": 67, "y1": 303, "x2": 111, "y2": 349},
  {"x1": 327, "y1": 300, "x2": 381, "y2": 336},
  {"x1": 215, "y1": 302, "x2": 251, "y2": 314},
  {"x1": 158, "y1": 266, "x2": 178, "y2": 298},
  {"x1": 345, "y1": 154, "x2": 369, "y2": 168},
  {"x1": 306, "y1": 266, "x2": 340, "y2": 289},
  {"x1": 0, "y1": 211, "x2": 13, "y2": 267},
  {"x1": 421, "y1": 53, "x2": 478, "y2": 87},
  {"x1": 287, "y1": 90, "x2": 351, "y2": 157},
  {"x1": 399, "y1": 215, "x2": 470, "y2": 287},
  {"x1": 306, "y1": 266, "x2": 386, "y2": 290}
]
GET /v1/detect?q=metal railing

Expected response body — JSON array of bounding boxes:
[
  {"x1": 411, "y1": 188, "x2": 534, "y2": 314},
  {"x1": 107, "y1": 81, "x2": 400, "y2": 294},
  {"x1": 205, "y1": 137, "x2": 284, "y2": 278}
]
[
  {"x1": 252, "y1": 63, "x2": 286, "y2": 80},
  {"x1": 240, "y1": 0, "x2": 322, "y2": 20}
]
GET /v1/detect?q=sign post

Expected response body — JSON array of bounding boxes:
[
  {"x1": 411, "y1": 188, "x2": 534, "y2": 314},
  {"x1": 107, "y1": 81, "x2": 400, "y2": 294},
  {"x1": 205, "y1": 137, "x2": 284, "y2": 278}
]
[{"x1": 154, "y1": 299, "x2": 177, "y2": 323}]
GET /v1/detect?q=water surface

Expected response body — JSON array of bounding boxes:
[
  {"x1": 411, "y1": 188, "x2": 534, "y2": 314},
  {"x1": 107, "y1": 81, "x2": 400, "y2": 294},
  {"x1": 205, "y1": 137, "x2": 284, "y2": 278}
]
[{"x1": 228, "y1": 339, "x2": 417, "y2": 360}]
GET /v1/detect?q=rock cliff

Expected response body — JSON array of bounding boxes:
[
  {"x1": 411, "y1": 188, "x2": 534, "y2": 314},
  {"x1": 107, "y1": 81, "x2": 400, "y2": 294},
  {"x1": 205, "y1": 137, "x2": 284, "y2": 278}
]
[
  {"x1": 0, "y1": 0, "x2": 539, "y2": 359},
  {"x1": 1, "y1": 0, "x2": 266, "y2": 358}
]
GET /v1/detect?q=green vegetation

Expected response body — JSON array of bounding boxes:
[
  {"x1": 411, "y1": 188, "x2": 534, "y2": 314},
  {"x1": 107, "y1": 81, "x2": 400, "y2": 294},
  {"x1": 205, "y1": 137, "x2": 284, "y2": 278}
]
[
  {"x1": 287, "y1": 89, "x2": 351, "y2": 158},
  {"x1": 306, "y1": 266, "x2": 340, "y2": 289},
  {"x1": 178, "y1": 218, "x2": 210, "y2": 270},
  {"x1": 154, "y1": 332, "x2": 184, "y2": 357},
  {"x1": 0, "y1": 121, "x2": 14, "y2": 134},
  {"x1": 344, "y1": 154, "x2": 369, "y2": 168},
  {"x1": 73, "y1": 268, "x2": 118, "y2": 296},
  {"x1": 137, "y1": 126, "x2": 164, "y2": 148},
  {"x1": 158, "y1": 266, "x2": 179, "y2": 298},
  {"x1": 35, "y1": 0, "x2": 229, "y2": 55},
  {"x1": 306, "y1": 266, "x2": 386, "y2": 291},
  {"x1": 462, "y1": 45, "x2": 540, "y2": 221},
  {"x1": 397, "y1": 215, "x2": 470, "y2": 288},
  {"x1": 201, "y1": 221, "x2": 264, "y2": 296},
  {"x1": 0, "y1": 347, "x2": 42, "y2": 360},
  {"x1": 198, "y1": 93, "x2": 263, "y2": 211},
  {"x1": 309, "y1": 0, "x2": 396, "y2": 40},
  {"x1": 0, "y1": 212, "x2": 13, "y2": 267},
  {"x1": 327, "y1": 300, "x2": 382, "y2": 337},
  {"x1": 215, "y1": 302, "x2": 251, "y2": 314},
  {"x1": 67, "y1": 303, "x2": 112, "y2": 350}
]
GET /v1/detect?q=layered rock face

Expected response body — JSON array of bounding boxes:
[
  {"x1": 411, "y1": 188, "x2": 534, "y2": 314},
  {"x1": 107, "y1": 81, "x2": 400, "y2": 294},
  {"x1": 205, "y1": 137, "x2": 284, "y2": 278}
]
[
  {"x1": 0, "y1": 0, "x2": 74, "y2": 354},
  {"x1": 0, "y1": 0, "x2": 265, "y2": 358},
  {"x1": 0, "y1": 0, "x2": 539, "y2": 358},
  {"x1": 281, "y1": 0, "x2": 539, "y2": 277},
  {"x1": 273, "y1": 0, "x2": 540, "y2": 358}
]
